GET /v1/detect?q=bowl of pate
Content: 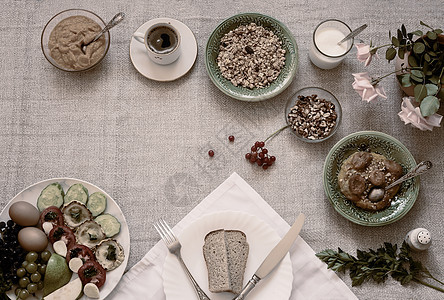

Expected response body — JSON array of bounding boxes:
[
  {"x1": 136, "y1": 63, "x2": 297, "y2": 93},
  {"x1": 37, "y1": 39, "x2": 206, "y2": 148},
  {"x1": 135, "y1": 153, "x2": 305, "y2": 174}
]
[{"x1": 41, "y1": 9, "x2": 110, "y2": 72}]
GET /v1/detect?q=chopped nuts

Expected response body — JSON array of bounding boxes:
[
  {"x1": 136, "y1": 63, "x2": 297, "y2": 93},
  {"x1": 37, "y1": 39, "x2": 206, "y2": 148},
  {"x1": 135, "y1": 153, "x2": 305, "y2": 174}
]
[
  {"x1": 287, "y1": 94, "x2": 338, "y2": 140},
  {"x1": 217, "y1": 23, "x2": 286, "y2": 89}
]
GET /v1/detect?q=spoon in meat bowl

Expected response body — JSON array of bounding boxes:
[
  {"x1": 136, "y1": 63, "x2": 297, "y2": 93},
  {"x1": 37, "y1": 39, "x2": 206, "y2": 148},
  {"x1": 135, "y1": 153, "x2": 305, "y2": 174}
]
[
  {"x1": 368, "y1": 161, "x2": 432, "y2": 202},
  {"x1": 81, "y1": 12, "x2": 125, "y2": 54}
]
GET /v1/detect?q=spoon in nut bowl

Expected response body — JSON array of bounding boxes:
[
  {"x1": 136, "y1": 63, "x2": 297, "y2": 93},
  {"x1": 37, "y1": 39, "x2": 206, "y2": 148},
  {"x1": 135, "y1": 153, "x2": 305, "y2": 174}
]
[
  {"x1": 368, "y1": 161, "x2": 432, "y2": 202},
  {"x1": 81, "y1": 12, "x2": 125, "y2": 54}
]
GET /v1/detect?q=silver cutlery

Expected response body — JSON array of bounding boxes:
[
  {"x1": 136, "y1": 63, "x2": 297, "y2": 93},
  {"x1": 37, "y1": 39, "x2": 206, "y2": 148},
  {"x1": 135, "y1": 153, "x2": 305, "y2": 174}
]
[
  {"x1": 81, "y1": 12, "x2": 125, "y2": 53},
  {"x1": 154, "y1": 219, "x2": 211, "y2": 300},
  {"x1": 233, "y1": 213, "x2": 305, "y2": 300},
  {"x1": 337, "y1": 24, "x2": 368, "y2": 45},
  {"x1": 368, "y1": 160, "x2": 432, "y2": 202}
]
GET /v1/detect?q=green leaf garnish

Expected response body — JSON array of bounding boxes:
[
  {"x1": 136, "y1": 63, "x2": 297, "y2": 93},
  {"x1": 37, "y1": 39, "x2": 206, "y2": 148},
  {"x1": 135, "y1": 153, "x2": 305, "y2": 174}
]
[{"x1": 316, "y1": 242, "x2": 444, "y2": 293}]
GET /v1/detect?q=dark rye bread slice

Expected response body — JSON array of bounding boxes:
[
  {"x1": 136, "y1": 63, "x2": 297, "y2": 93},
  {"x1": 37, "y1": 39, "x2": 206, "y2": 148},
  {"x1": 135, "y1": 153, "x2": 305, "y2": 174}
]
[{"x1": 203, "y1": 229, "x2": 249, "y2": 294}]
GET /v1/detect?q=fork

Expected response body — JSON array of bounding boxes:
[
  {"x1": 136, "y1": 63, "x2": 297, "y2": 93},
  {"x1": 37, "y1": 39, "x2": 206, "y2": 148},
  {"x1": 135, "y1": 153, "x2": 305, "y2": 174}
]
[{"x1": 154, "y1": 219, "x2": 211, "y2": 300}]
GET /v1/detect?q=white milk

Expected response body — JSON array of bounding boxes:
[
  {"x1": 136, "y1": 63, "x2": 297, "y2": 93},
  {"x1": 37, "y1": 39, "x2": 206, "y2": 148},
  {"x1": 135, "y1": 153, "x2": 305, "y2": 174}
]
[{"x1": 309, "y1": 27, "x2": 350, "y2": 69}]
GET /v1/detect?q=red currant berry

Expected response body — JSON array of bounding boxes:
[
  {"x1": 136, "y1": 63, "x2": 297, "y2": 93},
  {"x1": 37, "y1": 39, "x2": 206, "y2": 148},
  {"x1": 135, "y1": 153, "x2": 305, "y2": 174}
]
[
  {"x1": 208, "y1": 150, "x2": 214, "y2": 157},
  {"x1": 257, "y1": 159, "x2": 263, "y2": 166},
  {"x1": 229, "y1": 135, "x2": 235, "y2": 142},
  {"x1": 251, "y1": 146, "x2": 257, "y2": 152},
  {"x1": 255, "y1": 141, "x2": 260, "y2": 148},
  {"x1": 245, "y1": 153, "x2": 251, "y2": 159},
  {"x1": 270, "y1": 156, "x2": 276, "y2": 162},
  {"x1": 250, "y1": 156, "x2": 257, "y2": 163},
  {"x1": 262, "y1": 148, "x2": 268, "y2": 154},
  {"x1": 259, "y1": 152, "x2": 264, "y2": 159},
  {"x1": 259, "y1": 141, "x2": 265, "y2": 147},
  {"x1": 262, "y1": 164, "x2": 269, "y2": 170}
]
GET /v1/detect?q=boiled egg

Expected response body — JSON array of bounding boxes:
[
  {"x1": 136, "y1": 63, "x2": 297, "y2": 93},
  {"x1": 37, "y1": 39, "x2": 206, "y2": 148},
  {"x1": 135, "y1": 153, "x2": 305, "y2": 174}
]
[
  {"x1": 9, "y1": 201, "x2": 40, "y2": 226},
  {"x1": 18, "y1": 227, "x2": 48, "y2": 252}
]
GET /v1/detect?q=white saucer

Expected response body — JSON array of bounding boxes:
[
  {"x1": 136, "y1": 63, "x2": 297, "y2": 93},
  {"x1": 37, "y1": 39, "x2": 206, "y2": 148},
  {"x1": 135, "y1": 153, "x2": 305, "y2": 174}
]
[{"x1": 130, "y1": 18, "x2": 198, "y2": 81}]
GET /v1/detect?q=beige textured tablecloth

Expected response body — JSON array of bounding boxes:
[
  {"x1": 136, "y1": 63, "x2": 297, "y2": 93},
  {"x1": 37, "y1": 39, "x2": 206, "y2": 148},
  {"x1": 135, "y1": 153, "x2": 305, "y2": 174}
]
[{"x1": 0, "y1": 0, "x2": 443, "y2": 299}]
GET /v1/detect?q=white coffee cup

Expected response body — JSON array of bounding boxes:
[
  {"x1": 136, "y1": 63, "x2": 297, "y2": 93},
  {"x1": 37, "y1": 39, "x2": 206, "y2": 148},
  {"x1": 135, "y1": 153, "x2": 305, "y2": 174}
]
[{"x1": 133, "y1": 22, "x2": 181, "y2": 65}]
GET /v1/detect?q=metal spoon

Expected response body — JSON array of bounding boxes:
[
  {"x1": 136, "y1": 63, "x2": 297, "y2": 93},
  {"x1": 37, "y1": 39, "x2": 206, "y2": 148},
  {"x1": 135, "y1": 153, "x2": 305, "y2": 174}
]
[
  {"x1": 337, "y1": 24, "x2": 368, "y2": 45},
  {"x1": 81, "y1": 12, "x2": 125, "y2": 53},
  {"x1": 368, "y1": 161, "x2": 432, "y2": 202}
]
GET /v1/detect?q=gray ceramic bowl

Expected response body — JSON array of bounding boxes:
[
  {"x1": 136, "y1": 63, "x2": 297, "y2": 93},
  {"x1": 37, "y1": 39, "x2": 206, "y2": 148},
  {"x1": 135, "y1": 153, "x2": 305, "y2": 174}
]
[
  {"x1": 205, "y1": 13, "x2": 298, "y2": 101},
  {"x1": 323, "y1": 131, "x2": 419, "y2": 226},
  {"x1": 41, "y1": 9, "x2": 110, "y2": 72},
  {"x1": 285, "y1": 87, "x2": 342, "y2": 143}
]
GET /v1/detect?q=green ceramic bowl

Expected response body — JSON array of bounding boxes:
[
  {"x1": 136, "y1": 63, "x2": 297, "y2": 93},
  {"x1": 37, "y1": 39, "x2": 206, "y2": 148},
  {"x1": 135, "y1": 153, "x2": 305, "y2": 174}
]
[
  {"x1": 205, "y1": 13, "x2": 298, "y2": 101},
  {"x1": 323, "y1": 131, "x2": 419, "y2": 226}
]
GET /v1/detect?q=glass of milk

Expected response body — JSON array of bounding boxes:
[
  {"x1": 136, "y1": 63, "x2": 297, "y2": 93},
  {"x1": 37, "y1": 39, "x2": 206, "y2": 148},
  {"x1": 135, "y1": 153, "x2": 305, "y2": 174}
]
[{"x1": 309, "y1": 19, "x2": 353, "y2": 69}]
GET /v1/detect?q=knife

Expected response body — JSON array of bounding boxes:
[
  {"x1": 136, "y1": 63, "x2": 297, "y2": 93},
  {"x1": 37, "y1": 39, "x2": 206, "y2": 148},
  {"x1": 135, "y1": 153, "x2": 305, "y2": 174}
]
[{"x1": 233, "y1": 213, "x2": 305, "y2": 300}]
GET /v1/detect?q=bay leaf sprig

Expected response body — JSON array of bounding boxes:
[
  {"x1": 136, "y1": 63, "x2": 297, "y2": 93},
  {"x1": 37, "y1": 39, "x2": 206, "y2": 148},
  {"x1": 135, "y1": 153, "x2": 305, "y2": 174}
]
[{"x1": 316, "y1": 241, "x2": 444, "y2": 293}]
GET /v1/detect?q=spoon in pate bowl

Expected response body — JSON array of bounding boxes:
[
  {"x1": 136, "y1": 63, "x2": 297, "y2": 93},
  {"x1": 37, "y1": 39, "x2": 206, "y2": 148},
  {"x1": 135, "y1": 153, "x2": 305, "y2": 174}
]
[
  {"x1": 81, "y1": 12, "x2": 125, "y2": 54},
  {"x1": 368, "y1": 161, "x2": 432, "y2": 202}
]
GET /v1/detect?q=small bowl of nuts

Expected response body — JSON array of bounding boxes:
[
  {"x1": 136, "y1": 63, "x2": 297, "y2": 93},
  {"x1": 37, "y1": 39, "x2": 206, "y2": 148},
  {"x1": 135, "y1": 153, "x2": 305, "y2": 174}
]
[
  {"x1": 285, "y1": 87, "x2": 341, "y2": 142},
  {"x1": 205, "y1": 13, "x2": 298, "y2": 101}
]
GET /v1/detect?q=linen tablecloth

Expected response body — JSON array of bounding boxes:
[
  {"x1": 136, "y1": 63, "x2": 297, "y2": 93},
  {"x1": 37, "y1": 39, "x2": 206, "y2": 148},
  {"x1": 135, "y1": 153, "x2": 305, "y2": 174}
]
[{"x1": 1, "y1": 1, "x2": 443, "y2": 299}]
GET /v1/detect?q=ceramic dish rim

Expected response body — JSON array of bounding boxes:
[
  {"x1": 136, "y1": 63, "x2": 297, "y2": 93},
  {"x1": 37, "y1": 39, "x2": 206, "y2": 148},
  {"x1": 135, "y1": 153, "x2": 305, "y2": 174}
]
[{"x1": 323, "y1": 130, "x2": 419, "y2": 226}]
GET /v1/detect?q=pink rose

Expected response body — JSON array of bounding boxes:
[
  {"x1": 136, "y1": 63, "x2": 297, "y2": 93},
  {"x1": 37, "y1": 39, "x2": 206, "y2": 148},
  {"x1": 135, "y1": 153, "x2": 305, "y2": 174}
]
[
  {"x1": 355, "y1": 43, "x2": 377, "y2": 66},
  {"x1": 352, "y1": 72, "x2": 387, "y2": 103},
  {"x1": 398, "y1": 97, "x2": 443, "y2": 131}
]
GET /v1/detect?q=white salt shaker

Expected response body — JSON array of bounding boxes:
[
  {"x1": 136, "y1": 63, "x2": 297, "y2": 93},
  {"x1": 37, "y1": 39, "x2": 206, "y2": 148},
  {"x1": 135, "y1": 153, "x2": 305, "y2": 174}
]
[{"x1": 405, "y1": 228, "x2": 432, "y2": 251}]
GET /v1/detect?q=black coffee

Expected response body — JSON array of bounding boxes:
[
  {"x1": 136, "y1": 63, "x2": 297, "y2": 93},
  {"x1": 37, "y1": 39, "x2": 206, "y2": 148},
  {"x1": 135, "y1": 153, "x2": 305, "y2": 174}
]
[{"x1": 147, "y1": 26, "x2": 178, "y2": 54}]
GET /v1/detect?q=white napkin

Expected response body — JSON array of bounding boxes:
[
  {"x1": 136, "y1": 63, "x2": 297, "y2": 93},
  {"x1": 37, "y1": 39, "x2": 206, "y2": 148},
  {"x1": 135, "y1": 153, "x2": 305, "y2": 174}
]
[{"x1": 107, "y1": 172, "x2": 357, "y2": 300}]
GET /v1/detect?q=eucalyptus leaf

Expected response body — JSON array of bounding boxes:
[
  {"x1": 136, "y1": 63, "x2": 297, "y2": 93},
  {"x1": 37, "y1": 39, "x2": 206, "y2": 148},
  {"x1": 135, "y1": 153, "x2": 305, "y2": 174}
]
[
  {"x1": 414, "y1": 84, "x2": 427, "y2": 102},
  {"x1": 425, "y1": 83, "x2": 439, "y2": 95},
  {"x1": 391, "y1": 36, "x2": 400, "y2": 47},
  {"x1": 410, "y1": 74, "x2": 423, "y2": 83},
  {"x1": 398, "y1": 48, "x2": 405, "y2": 59},
  {"x1": 435, "y1": 29, "x2": 443, "y2": 34},
  {"x1": 411, "y1": 69, "x2": 423, "y2": 78},
  {"x1": 408, "y1": 55, "x2": 418, "y2": 67},
  {"x1": 413, "y1": 42, "x2": 425, "y2": 54},
  {"x1": 399, "y1": 74, "x2": 412, "y2": 87},
  {"x1": 424, "y1": 53, "x2": 431, "y2": 62},
  {"x1": 427, "y1": 31, "x2": 437, "y2": 40},
  {"x1": 429, "y1": 75, "x2": 439, "y2": 85},
  {"x1": 412, "y1": 30, "x2": 423, "y2": 36},
  {"x1": 420, "y1": 96, "x2": 440, "y2": 116},
  {"x1": 386, "y1": 47, "x2": 397, "y2": 61}
]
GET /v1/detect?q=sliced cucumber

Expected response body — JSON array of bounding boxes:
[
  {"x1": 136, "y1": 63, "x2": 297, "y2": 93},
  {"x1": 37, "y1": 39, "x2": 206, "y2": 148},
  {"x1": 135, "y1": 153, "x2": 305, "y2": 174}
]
[
  {"x1": 95, "y1": 214, "x2": 121, "y2": 238},
  {"x1": 87, "y1": 192, "x2": 107, "y2": 217},
  {"x1": 37, "y1": 183, "x2": 65, "y2": 212},
  {"x1": 64, "y1": 183, "x2": 88, "y2": 205}
]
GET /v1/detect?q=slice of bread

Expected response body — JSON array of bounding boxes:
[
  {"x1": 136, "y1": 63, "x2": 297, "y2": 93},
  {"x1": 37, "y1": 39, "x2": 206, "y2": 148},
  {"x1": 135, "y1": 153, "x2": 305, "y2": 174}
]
[{"x1": 203, "y1": 229, "x2": 249, "y2": 294}]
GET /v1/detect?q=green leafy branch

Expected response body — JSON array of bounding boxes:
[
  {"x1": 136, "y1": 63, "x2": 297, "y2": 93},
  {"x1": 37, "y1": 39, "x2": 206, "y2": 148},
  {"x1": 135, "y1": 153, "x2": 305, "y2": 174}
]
[
  {"x1": 316, "y1": 241, "x2": 444, "y2": 293},
  {"x1": 369, "y1": 22, "x2": 444, "y2": 117}
]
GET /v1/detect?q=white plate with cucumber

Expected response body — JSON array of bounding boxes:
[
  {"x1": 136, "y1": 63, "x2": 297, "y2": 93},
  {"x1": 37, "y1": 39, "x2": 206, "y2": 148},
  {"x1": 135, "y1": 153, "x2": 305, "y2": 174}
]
[{"x1": 0, "y1": 178, "x2": 130, "y2": 300}]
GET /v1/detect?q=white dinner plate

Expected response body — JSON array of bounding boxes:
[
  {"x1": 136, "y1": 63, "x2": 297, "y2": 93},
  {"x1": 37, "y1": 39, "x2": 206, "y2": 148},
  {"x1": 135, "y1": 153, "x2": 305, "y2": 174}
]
[
  {"x1": 130, "y1": 18, "x2": 198, "y2": 81},
  {"x1": 0, "y1": 178, "x2": 130, "y2": 300},
  {"x1": 163, "y1": 211, "x2": 293, "y2": 300}
]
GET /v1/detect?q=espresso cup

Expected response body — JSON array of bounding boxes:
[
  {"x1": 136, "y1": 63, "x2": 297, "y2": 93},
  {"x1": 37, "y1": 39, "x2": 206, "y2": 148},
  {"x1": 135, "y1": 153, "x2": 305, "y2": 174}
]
[{"x1": 133, "y1": 22, "x2": 181, "y2": 65}]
